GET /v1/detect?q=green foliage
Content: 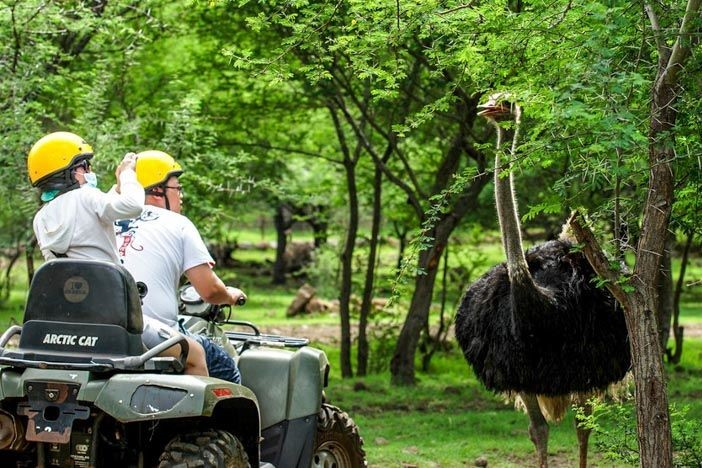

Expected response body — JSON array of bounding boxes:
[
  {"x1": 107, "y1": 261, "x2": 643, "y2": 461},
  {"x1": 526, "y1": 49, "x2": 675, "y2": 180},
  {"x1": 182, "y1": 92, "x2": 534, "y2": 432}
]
[
  {"x1": 578, "y1": 401, "x2": 702, "y2": 467},
  {"x1": 367, "y1": 303, "x2": 402, "y2": 374},
  {"x1": 0, "y1": 0, "x2": 166, "y2": 242},
  {"x1": 2, "y1": 0, "x2": 699, "y2": 245},
  {"x1": 390, "y1": 166, "x2": 482, "y2": 301}
]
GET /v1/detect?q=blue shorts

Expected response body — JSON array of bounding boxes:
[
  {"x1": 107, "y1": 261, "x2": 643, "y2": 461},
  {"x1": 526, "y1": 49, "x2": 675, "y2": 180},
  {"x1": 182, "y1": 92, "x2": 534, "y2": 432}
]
[{"x1": 187, "y1": 332, "x2": 241, "y2": 384}]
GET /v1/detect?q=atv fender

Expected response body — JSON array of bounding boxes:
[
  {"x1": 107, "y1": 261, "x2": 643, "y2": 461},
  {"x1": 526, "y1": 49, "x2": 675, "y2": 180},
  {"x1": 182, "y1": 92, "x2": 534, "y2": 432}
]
[
  {"x1": 92, "y1": 373, "x2": 259, "y2": 422},
  {"x1": 0, "y1": 368, "x2": 92, "y2": 399},
  {"x1": 239, "y1": 346, "x2": 329, "y2": 429},
  {"x1": 0, "y1": 369, "x2": 261, "y2": 466}
]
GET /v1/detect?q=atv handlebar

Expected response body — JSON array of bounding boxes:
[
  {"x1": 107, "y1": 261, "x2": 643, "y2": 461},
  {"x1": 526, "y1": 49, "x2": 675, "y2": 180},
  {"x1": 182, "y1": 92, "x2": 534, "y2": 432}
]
[
  {"x1": 227, "y1": 286, "x2": 246, "y2": 307},
  {"x1": 179, "y1": 284, "x2": 246, "y2": 322}
]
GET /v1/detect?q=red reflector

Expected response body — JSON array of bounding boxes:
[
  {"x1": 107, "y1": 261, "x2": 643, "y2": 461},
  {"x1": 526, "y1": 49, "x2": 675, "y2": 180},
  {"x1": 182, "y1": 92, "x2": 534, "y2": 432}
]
[{"x1": 212, "y1": 388, "x2": 233, "y2": 398}]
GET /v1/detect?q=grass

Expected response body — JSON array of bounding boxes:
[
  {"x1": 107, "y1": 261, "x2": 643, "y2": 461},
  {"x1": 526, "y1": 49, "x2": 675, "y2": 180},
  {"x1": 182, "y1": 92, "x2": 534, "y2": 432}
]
[
  {"x1": 318, "y1": 341, "x2": 702, "y2": 467},
  {"x1": 679, "y1": 302, "x2": 702, "y2": 324}
]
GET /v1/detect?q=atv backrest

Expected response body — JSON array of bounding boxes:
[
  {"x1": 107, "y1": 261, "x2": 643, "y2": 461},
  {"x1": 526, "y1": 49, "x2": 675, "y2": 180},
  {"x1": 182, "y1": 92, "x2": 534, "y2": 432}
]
[{"x1": 19, "y1": 259, "x2": 144, "y2": 358}]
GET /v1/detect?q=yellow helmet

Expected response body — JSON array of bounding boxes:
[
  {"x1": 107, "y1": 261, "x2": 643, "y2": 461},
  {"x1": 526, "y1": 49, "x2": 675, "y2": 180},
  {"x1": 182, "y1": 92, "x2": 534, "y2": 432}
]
[
  {"x1": 134, "y1": 150, "x2": 183, "y2": 190},
  {"x1": 27, "y1": 132, "x2": 93, "y2": 187}
]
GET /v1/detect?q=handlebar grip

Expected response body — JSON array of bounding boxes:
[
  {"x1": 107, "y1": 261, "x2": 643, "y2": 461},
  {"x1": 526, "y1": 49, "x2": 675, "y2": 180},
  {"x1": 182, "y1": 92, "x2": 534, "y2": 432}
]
[{"x1": 236, "y1": 296, "x2": 247, "y2": 306}]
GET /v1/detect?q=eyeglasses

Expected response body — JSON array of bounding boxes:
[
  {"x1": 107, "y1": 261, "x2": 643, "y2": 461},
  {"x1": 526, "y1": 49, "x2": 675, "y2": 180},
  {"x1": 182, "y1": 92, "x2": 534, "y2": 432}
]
[
  {"x1": 164, "y1": 185, "x2": 184, "y2": 194},
  {"x1": 72, "y1": 160, "x2": 91, "y2": 172}
]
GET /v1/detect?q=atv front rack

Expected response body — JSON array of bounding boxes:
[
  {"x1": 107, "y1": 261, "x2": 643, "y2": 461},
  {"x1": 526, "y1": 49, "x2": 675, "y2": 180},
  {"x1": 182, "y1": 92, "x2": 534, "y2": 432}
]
[{"x1": 222, "y1": 320, "x2": 310, "y2": 352}]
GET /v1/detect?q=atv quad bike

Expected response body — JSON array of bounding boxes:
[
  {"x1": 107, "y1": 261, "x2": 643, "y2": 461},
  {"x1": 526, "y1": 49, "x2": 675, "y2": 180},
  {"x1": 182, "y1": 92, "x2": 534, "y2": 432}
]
[{"x1": 0, "y1": 259, "x2": 366, "y2": 467}]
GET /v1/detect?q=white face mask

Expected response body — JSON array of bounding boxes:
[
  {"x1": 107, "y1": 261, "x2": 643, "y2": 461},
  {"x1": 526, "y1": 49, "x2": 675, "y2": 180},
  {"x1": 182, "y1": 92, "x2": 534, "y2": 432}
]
[{"x1": 83, "y1": 172, "x2": 98, "y2": 188}]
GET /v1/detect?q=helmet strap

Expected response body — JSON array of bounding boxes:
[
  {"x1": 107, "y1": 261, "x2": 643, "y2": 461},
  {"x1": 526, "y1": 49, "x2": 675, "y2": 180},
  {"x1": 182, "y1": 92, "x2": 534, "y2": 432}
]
[
  {"x1": 37, "y1": 169, "x2": 81, "y2": 201},
  {"x1": 147, "y1": 185, "x2": 171, "y2": 211}
]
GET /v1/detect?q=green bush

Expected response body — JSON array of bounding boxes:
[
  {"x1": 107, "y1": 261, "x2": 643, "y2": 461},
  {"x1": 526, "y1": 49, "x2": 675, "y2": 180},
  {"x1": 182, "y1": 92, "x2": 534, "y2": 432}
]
[{"x1": 580, "y1": 401, "x2": 702, "y2": 466}]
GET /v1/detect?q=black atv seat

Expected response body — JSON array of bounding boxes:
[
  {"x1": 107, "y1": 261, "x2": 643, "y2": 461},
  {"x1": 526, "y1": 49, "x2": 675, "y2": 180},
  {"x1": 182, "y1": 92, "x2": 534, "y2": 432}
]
[{"x1": 18, "y1": 259, "x2": 145, "y2": 360}]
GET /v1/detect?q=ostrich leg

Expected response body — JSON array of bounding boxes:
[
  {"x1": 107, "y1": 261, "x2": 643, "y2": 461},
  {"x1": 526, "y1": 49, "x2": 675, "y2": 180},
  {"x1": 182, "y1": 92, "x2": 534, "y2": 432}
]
[
  {"x1": 574, "y1": 397, "x2": 593, "y2": 468},
  {"x1": 521, "y1": 393, "x2": 549, "y2": 468}
]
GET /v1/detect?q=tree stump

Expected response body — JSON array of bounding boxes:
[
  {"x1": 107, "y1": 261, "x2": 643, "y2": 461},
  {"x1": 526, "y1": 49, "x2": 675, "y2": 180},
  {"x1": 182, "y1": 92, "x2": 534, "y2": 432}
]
[{"x1": 287, "y1": 283, "x2": 316, "y2": 317}]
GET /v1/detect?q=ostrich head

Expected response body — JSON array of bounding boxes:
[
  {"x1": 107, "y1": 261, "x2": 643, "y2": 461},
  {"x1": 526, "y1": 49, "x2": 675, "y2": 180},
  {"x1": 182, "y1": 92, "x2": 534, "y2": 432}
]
[{"x1": 477, "y1": 92, "x2": 521, "y2": 123}]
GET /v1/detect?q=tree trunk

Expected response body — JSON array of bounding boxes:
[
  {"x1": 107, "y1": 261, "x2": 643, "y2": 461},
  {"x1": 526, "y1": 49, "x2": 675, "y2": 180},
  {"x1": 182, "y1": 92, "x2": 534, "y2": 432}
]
[
  {"x1": 570, "y1": 58, "x2": 687, "y2": 462},
  {"x1": 624, "y1": 3, "x2": 702, "y2": 459},
  {"x1": 571, "y1": 212, "x2": 673, "y2": 468},
  {"x1": 357, "y1": 165, "x2": 382, "y2": 376},
  {"x1": 626, "y1": 292, "x2": 671, "y2": 467},
  {"x1": 390, "y1": 244, "x2": 442, "y2": 385},
  {"x1": 393, "y1": 221, "x2": 408, "y2": 271},
  {"x1": 667, "y1": 232, "x2": 693, "y2": 363},
  {"x1": 338, "y1": 157, "x2": 359, "y2": 378},
  {"x1": 26, "y1": 238, "x2": 37, "y2": 286},
  {"x1": 306, "y1": 205, "x2": 329, "y2": 248},
  {"x1": 1, "y1": 243, "x2": 22, "y2": 301},
  {"x1": 625, "y1": 59, "x2": 676, "y2": 466},
  {"x1": 421, "y1": 244, "x2": 450, "y2": 372},
  {"x1": 311, "y1": 221, "x2": 328, "y2": 248},
  {"x1": 272, "y1": 203, "x2": 292, "y2": 285},
  {"x1": 390, "y1": 167, "x2": 489, "y2": 386},
  {"x1": 327, "y1": 102, "x2": 363, "y2": 379}
]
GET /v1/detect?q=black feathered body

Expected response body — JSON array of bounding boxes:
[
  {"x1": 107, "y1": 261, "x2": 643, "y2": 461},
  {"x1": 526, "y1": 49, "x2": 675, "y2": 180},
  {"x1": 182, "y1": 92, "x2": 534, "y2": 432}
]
[{"x1": 455, "y1": 240, "x2": 631, "y2": 396}]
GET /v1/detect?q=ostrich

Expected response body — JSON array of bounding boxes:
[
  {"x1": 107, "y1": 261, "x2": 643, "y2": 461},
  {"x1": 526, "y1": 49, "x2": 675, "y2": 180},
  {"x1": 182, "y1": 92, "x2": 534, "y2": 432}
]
[{"x1": 454, "y1": 94, "x2": 631, "y2": 468}]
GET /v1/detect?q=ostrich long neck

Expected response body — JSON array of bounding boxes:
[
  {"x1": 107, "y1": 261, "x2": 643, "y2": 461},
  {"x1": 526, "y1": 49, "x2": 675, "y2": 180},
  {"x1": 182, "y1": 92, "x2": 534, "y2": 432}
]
[{"x1": 493, "y1": 118, "x2": 530, "y2": 282}]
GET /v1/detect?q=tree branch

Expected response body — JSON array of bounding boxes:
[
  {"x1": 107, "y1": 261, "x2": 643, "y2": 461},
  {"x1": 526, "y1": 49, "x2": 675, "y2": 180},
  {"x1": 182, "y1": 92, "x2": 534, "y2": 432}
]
[
  {"x1": 11, "y1": 3, "x2": 20, "y2": 73},
  {"x1": 328, "y1": 104, "x2": 353, "y2": 164},
  {"x1": 331, "y1": 95, "x2": 424, "y2": 216},
  {"x1": 438, "y1": 1, "x2": 476, "y2": 16},
  {"x1": 256, "y1": 0, "x2": 344, "y2": 77},
  {"x1": 644, "y1": 3, "x2": 665, "y2": 55},
  {"x1": 657, "y1": 0, "x2": 702, "y2": 91},
  {"x1": 326, "y1": 55, "x2": 427, "y2": 199},
  {"x1": 219, "y1": 140, "x2": 338, "y2": 164},
  {"x1": 568, "y1": 211, "x2": 631, "y2": 309}
]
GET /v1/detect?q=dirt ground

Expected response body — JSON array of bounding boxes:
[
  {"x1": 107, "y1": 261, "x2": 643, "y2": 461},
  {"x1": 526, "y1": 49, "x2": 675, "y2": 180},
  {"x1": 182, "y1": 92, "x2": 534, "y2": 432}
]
[
  {"x1": 260, "y1": 322, "x2": 702, "y2": 345},
  {"x1": 259, "y1": 323, "x2": 345, "y2": 344}
]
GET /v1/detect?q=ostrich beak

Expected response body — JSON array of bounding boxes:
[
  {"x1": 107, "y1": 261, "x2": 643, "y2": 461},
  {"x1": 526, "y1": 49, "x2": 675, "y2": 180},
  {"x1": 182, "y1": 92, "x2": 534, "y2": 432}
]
[
  {"x1": 477, "y1": 105, "x2": 500, "y2": 117},
  {"x1": 477, "y1": 103, "x2": 506, "y2": 118}
]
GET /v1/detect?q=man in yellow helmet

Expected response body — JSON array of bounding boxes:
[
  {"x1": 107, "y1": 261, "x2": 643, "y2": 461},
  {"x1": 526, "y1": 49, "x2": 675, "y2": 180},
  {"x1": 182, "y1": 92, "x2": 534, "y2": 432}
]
[
  {"x1": 115, "y1": 150, "x2": 246, "y2": 383},
  {"x1": 28, "y1": 131, "x2": 144, "y2": 263}
]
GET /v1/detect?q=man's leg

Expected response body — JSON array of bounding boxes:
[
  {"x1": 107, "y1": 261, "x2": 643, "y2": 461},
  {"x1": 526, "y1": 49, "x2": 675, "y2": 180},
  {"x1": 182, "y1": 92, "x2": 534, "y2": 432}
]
[
  {"x1": 142, "y1": 318, "x2": 208, "y2": 376},
  {"x1": 190, "y1": 334, "x2": 241, "y2": 384},
  {"x1": 159, "y1": 335, "x2": 209, "y2": 376}
]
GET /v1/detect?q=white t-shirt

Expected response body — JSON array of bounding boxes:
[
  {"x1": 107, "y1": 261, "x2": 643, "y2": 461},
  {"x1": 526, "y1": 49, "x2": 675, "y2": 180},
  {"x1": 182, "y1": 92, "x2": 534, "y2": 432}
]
[
  {"x1": 115, "y1": 206, "x2": 214, "y2": 328},
  {"x1": 33, "y1": 169, "x2": 144, "y2": 264}
]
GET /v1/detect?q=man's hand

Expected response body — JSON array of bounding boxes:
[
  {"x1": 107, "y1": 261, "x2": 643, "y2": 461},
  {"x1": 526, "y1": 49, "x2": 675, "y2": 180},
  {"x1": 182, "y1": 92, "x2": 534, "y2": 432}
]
[
  {"x1": 115, "y1": 152, "x2": 137, "y2": 194},
  {"x1": 227, "y1": 287, "x2": 247, "y2": 306}
]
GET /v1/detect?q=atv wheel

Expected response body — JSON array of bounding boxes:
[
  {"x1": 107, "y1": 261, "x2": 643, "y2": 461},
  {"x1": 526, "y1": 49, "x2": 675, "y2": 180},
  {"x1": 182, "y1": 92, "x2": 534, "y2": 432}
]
[
  {"x1": 312, "y1": 404, "x2": 366, "y2": 468},
  {"x1": 158, "y1": 429, "x2": 249, "y2": 468}
]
